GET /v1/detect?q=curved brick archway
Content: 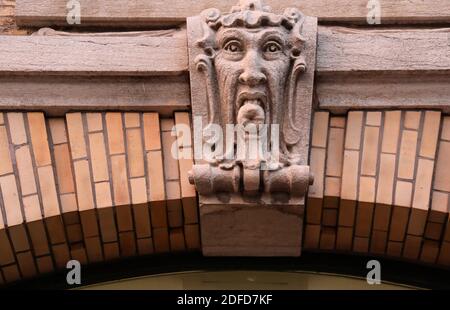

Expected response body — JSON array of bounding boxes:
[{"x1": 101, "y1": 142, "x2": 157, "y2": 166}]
[{"x1": 0, "y1": 110, "x2": 449, "y2": 285}]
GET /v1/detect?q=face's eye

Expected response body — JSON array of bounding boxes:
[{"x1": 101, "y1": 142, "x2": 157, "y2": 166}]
[
  {"x1": 263, "y1": 41, "x2": 282, "y2": 53},
  {"x1": 223, "y1": 40, "x2": 243, "y2": 53}
]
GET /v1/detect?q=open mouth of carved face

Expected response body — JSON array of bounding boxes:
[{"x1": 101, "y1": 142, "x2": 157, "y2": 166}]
[{"x1": 236, "y1": 92, "x2": 267, "y2": 126}]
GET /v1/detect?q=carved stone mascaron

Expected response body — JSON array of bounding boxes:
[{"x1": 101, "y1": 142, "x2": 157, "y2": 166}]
[{"x1": 187, "y1": 0, "x2": 318, "y2": 256}]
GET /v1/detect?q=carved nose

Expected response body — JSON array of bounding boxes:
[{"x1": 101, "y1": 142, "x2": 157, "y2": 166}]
[{"x1": 239, "y1": 69, "x2": 267, "y2": 86}]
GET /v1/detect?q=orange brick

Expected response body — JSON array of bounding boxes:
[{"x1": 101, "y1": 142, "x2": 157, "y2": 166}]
[
  {"x1": 89, "y1": 132, "x2": 109, "y2": 182},
  {"x1": 66, "y1": 113, "x2": 87, "y2": 160},
  {"x1": 86, "y1": 113, "x2": 103, "y2": 132},
  {"x1": 38, "y1": 166, "x2": 60, "y2": 218},
  {"x1": 147, "y1": 151, "x2": 165, "y2": 202},
  {"x1": 0, "y1": 230, "x2": 15, "y2": 265},
  {"x1": 53, "y1": 144, "x2": 75, "y2": 194},
  {"x1": 0, "y1": 175, "x2": 23, "y2": 226},
  {"x1": 425, "y1": 222, "x2": 443, "y2": 240},
  {"x1": 389, "y1": 206, "x2": 409, "y2": 241},
  {"x1": 22, "y1": 194, "x2": 41, "y2": 222},
  {"x1": 27, "y1": 221, "x2": 50, "y2": 256},
  {"x1": 320, "y1": 227, "x2": 336, "y2": 250},
  {"x1": 119, "y1": 231, "x2": 136, "y2": 257},
  {"x1": 330, "y1": 117, "x2": 346, "y2": 128},
  {"x1": 160, "y1": 118, "x2": 174, "y2": 132},
  {"x1": 398, "y1": 130, "x2": 418, "y2": 179},
  {"x1": 373, "y1": 204, "x2": 391, "y2": 231},
  {"x1": 70, "y1": 245, "x2": 88, "y2": 266},
  {"x1": 9, "y1": 225, "x2": 30, "y2": 252},
  {"x1": 442, "y1": 117, "x2": 450, "y2": 141},
  {"x1": 429, "y1": 191, "x2": 448, "y2": 223},
  {"x1": 338, "y1": 199, "x2": 356, "y2": 228},
  {"x1": 174, "y1": 112, "x2": 193, "y2": 148},
  {"x1": 386, "y1": 241, "x2": 403, "y2": 257},
  {"x1": 381, "y1": 111, "x2": 401, "y2": 154},
  {"x1": 73, "y1": 160, "x2": 95, "y2": 212},
  {"x1": 438, "y1": 242, "x2": 450, "y2": 266},
  {"x1": 306, "y1": 197, "x2": 322, "y2": 225},
  {"x1": 366, "y1": 112, "x2": 381, "y2": 126},
  {"x1": 153, "y1": 227, "x2": 170, "y2": 253},
  {"x1": 130, "y1": 177, "x2": 147, "y2": 205},
  {"x1": 309, "y1": 148, "x2": 326, "y2": 199},
  {"x1": 355, "y1": 202, "x2": 374, "y2": 238},
  {"x1": 150, "y1": 200, "x2": 168, "y2": 229},
  {"x1": 395, "y1": 181, "x2": 413, "y2": 207},
  {"x1": 403, "y1": 235, "x2": 422, "y2": 260},
  {"x1": 359, "y1": 176, "x2": 375, "y2": 203},
  {"x1": 143, "y1": 113, "x2": 161, "y2": 151},
  {"x1": 28, "y1": 113, "x2": 52, "y2": 166},
  {"x1": 420, "y1": 240, "x2": 439, "y2": 264},
  {"x1": 85, "y1": 236, "x2": 103, "y2": 263},
  {"x1": 304, "y1": 224, "x2": 320, "y2": 249},
  {"x1": 404, "y1": 111, "x2": 421, "y2": 130},
  {"x1": 336, "y1": 226, "x2": 353, "y2": 250},
  {"x1": 133, "y1": 204, "x2": 152, "y2": 239},
  {"x1": 326, "y1": 128, "x2": 345, "y2": 177},
  {"x1": 52, "y1": 243, "x2": 71, "y2": 269},
  {"x1": 111, "y1": 155, "x2": 130, "y2": 206},
  {"x1": 178, "y1": 154, "x2": 196, "y2": 197},
  {"x1": 98, "y1": 208, "x2": 117, "y2": 243},
  {"x1": 48, "y1": 118, "x2": 67, "y2": 144},
  {"x1": 7, "y1": 113, "x2": 27, "y2": 145},
  {"x1": 434, "y1": 141, "x2": 450, "y2": 192},
  {"x1": 103, "y1": 242, "x2": 120, "y2": 260},
  {"x1": 66, "y1": 224, "x2": 83, "y2": 244},
  {"x1": 60, "y1": 193, "x2": 78, "y2": 214},
  {"x1": 106, "y1": 113, "x2": 125, "y2": 155},
  {"x1": 324, "y1": 196, "x2": 339, "y2": 209},
  {"x1": 353, "y1": 237, "x2": 369, "y2": 253},
  {"x1": 311, "y1": 112, "x2": 329, "y2": 148},
  {"x1": 124, "y1": 113, "x2": 140, "y2": 128},
  {"x1": 184, "y1": 224, "x2": 200, "y2": 250},
  {"x1": 137, "y1": 238, "x2": 154, "y2": 255},
  {"x1": 420, "y1": 111, "x2": 441, "y2": 159},
  {"x1": 340, "y1": 150, "x2": 359, "y2": 200},
  {"x1": 407, "y1": 208, "x2": 428, "y2": 236},
  {"x1": 126, "y1": 128, "x2": 145, "y2": 178},
  {"x1": 322, "y1": 209, "x2": 338, "y2": 227},
  {"x1": 116, "y1": 205, "x2": 134, "y2": 232},
  {"x1": 325, "y1": 177, "x2": 341, "y2": 197},
  {"x1": 95, "y1": 182, "x2": 112, "y2": 208},
  {"x1": 181, "y1": 197, "x2": 198, "y2": 224},
  {"x1": 170, "y1": 228, "x2": 186, "y2": 252},
  {"x1": 162, "y1": 131, "x2": 179, "y2": 181},
  {"x1": 412, "y1": 159, "x2": 434, "y2": 212},
  {"x1": 2, "y1": 265, "x2": 21, "y2": 283},
  {"x1": 361, "y1": 126, "x2": 379, "y2": 176},
  {"x1": 15, "y1": 145, "x2": 37, "y2": 196},
  {"x1": 131, "y1": 178, "x2": 152, "y2": 238},
  {"x1": 376, "y1": 154, "x2": 395, "y2": 205},
  {"x1": 344, "y1": 111, "x2": 363, "y2": 150},
  {"x1": 45, "y1": 216, "x2": 66, "y2": 244},
  {"x1": 0, "y1": 126, "x2": 13, "y2": 176},
  {"x1": 370, "y1": 230, "x2": 387, "y2": 255}
]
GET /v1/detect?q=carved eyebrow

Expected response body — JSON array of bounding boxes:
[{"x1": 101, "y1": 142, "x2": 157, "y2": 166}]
[
  {"x1": 258, "y1": 30, "x2": 286, "y2": 44},
  {"x1": 217, "y1": 29, "x2": 247, "y2": 47}
]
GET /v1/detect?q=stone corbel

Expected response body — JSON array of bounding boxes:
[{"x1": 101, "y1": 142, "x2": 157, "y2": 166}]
[{"x1": 187, "y1": 0, "x2": 317, "y2": 256}]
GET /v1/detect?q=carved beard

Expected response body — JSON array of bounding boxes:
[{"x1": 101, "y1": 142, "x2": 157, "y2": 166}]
[{"x1": 214, "y1": 60, "x2": 291, "y2": 165}]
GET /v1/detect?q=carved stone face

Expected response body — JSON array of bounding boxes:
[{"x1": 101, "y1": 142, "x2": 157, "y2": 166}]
[{"x1": 214, "y1": 27, "x2": 291, "y2": 128}]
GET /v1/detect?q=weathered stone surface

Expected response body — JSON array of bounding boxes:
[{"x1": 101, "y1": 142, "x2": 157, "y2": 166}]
[{"x1": 187, "y1": 0, "x2": 317, "y2": 257}]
